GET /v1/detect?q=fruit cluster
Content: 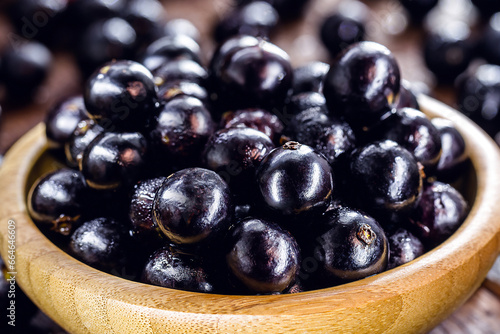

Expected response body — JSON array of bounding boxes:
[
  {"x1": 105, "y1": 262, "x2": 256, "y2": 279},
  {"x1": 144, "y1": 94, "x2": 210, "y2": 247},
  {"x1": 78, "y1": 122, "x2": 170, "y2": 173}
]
[{"x1": 28, "y1": 25, "x2": 470, "y2": 295}]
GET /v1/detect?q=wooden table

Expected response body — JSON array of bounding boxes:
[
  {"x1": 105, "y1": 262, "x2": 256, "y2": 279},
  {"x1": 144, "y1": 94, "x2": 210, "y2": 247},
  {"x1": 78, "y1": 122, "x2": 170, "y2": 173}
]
[{"x1": 1, "y1": 0, "x2": 499, "y2": 333}]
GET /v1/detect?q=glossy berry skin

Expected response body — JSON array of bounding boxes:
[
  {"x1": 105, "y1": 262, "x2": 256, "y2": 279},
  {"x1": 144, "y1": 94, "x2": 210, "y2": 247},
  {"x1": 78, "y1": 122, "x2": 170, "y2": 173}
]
[
  {"x1": 220, "y1": 108, "x2": 284, "y2": 142},
  {"x1": 84, "y1": 60, "x2": 158, "y2": 132},
  {"x1": 163, "y1": 19, "x2": 201, "y2": 43},
  {"x1": 398, "y1": 0, "x2": 438, "y2": 23},
  {"x1": 226, "y1": 217, "x2": 300, "y2": 293},
  {"x1": 81, "y1": 132, "x2": 148, "y2": 190},
  {"x1": 149, "y1": 96, "x2": 215, "y2": 164},
  {"x1": 380, "y1": 108, "x2": 442, "y2": 171},
  {"x1": 320, "y1": 1, "x2": 368, "y2": 56},
  {"x1": 348, "y1": 140, "x2": 422, "y2": 220},
  {"x1": 323, "y1": 41, "x2": 401, "y2": 129},
  {"x1": 77, "y1": 18, "x2": 137, "y2": 79},
  {"x1": 154, "y1": 59, "x2": 208, "y2": 87},
  {"x1": 69, "y1": 217, "x2": 130, "y2": 273},
  {"x1": 395, "y1": 80, "x2": 420, "y2": 110},
  {"x1": 471, "y1": 0, "x2": 500, "y2": 18},
  {"x1": 153, "y1": 168, "x2": 233, "y2": 246},
  {"x1": 123, "y1": 0, "x2": 166, "y2": 47},
  {"x1": 410, "y1": 182, "x2": 468, "y2": 248},
  {"x1": 203, "y1": 127, "x2": 274, "y2": 196},
  {"x1": 312, "y1": 207, "x2": 388, "y2": 283},
  {"x1": 142, "y1": 247, "x2": 215, "y2": 293},
  {"x1": 157, "y1": 80, "x2": 209, "y2": 104},
  {"x1": 431, "y1": 118, "x2": 468, "y2": 182},
  {"x1": 0, "y1": 41, "x2": 52, "y2": 101},
  {"x1": 423, "y1": 21, "x2": 473, "y2": 84},
  {"x1": 45, "y1": 95, "x2": 89, "y2": 148},
  {"x1": 256, "y1": 142, "x2": 334, "y2": 217},
  {"x1": 285, "y1": 109, "x2": 356, "y2": 165},
  {"x1": 209, "y1": 35, "x2": 260, "y2": 77},
  {"x1": 292, "y1": 61, "x2": 330, "y2": 94},
  {"x1": 214, "y1": 1, "x2": 279, "y2": 43},
  {"x1": 212, "y1": 39, "x2": 293, "y2": 110},
  {"x1": 387, "y1": 228, "x2": 425, "y2": 269},
  {"x1": 141, "y1": 35, "x2": 201, "y2": 73},
  {"x1": 286, "y1": 91, "x2": 328, "y2": 116},
  {"x1": 65, "y1": 119, "x2": 104, "y2": 168},
  {"x1": 456, "y1": 64, "x2": 500, "y2": 140},
  {"x1": 28, "y1": 169, "x2": 88, "y2": 236},
  {"x1": 129, "y1": 177, "x2": 167, "y2": 242}
]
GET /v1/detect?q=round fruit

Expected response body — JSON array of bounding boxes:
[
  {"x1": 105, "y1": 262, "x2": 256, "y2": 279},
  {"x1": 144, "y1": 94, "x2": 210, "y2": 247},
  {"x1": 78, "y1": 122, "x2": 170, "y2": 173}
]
[
  {"x1": 226, "y1": 217, "x2": 300, "y2": 293},
  {"x1": 387, "y1": 228, "x2": 425, "y2": 269},
  {"x1": 220, "y1": 108, "x2": 284, "y2": 142}
]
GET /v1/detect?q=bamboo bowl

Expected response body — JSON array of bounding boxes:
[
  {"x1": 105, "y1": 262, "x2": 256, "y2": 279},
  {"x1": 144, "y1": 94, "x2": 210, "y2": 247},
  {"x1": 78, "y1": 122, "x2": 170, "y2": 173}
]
[{"x1": 1, "y1": 96, "x2": 500, "y2": 334}]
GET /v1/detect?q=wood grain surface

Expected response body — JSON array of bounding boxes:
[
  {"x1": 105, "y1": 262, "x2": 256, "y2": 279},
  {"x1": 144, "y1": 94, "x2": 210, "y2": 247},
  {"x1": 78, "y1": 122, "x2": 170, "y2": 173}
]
[{"x1": 0, "y1": 0, "x2": 500, "y2": 333}]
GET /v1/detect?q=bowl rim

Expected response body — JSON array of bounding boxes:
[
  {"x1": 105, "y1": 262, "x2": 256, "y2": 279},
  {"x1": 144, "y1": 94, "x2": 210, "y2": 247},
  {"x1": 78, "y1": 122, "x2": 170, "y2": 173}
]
[{"x1": 1, "y1": 95, "x2": 500, "y2": 333}]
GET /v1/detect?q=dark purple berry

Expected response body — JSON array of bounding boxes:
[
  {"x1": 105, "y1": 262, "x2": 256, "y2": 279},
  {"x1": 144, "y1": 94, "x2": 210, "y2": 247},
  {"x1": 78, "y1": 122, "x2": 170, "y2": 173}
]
[
  {"x1": 142, "y1": 247, "x2": 215, "y2": 293},
  {"x1": 45, "y1": 95, "x2": 89, "y2": 148},
  {"x1": 323, "y1": 41, "x2": 401, "y2": 129},
  {"x1": 65, "y1": 119, "x2": 104, "y2": 168},
  {"x1": 129, "y1": 177, "x2": 167, "y2": 242},
  {"x1": 320, "y1": 1, "x2": 368, "y2": 56},
  {"x1": 226, "y1": 217, "x2": 300, "y2": 293},
  {"x1": 84, "y1": 60, "x2": 158, "y2": 132},
  {"x1": 141, "y1": 35, "x2": 201, "y2": 73},
  {"x1": 395, "y1": 80, "x2": 420, "y2": 110},
  {"x1": 212, "y1": 39, "x2": 293, "y2": 110},
  {"x1": 431, "y1": 118, "x2": 468, "y2": 182},
  {"x1": 123, "y1": 0, "x2": 166, "y2": 47},
  {"x1": 214, "y1": 1, "x2": 279, "y2": 43},
  {"x1": 381, "y1": 108, "x2": 442, "y2": 171},
  {"x1": 80, "y1": 132, "x2": 148, "y2": 190},
  {"x1": 286, "y1": 91, "x2": 328, "y2": 116},
  {"x1": 153, "y1": 168, "x2": 233, "y2": 246},
  {"x1": 348, "y1": 140, "x2": 423, "y2": 220},
  {"x1": 387, "y1": 228, "x2": 425, "y2": 269},
  {"x1": 69, "y1": 217, "x2": 131, "y2": 274},
  {"x1": 149, "y1": 96, "x2": 215, "y2": 165},
  {"x1": 256, "y1": 141, "x2": 333, "y2": 217},
  {"x1": 153, "y1": 59, "x2": 208, "y2": 87},
  {"x1": 28, "y1": 169, "x2": 88, "y2": 236},
  {"x1": 203, "y1": 127, "x2": 275, "y2": 197},
  {"x1": 220, "y1": 108, "x2": 284, "y2": 142},
  {"x1": 312, "y1": 207, "x2": 388, "y2": 283},
  {"x1": 292, "y1": 61, "x2": 330, "y2": 94},
  {"x1": 410, "y1": 181, "x2": 468, "y2": 248}
]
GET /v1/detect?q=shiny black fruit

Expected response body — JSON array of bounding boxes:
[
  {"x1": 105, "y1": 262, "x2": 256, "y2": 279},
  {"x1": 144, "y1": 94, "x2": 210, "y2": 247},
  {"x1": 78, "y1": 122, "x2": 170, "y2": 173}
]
[
  {"x1": 141, "y1": 35, "x2": 201, "y2": 73},
  {"x1": 211, "y1": 39, "x2": 293, "y2": 110},
  {"x1": 410, "y1": 181, "x2": 468, "y2": 248},
  {"x1": 226, "y1": 217, "x2": 300, "y2": 293},
  {"x1": 203, "y1": 127, "x2": 275, "y2": 198},
  {"x1": 45, "y1": 95, "x2": 89, "y2": 148},
  {"x1": 149, "y1": 96, "x2": 215, "y2": 165},
  {"x1": 348, "y1": 140, "x2": 423, "y2": 220},
  {"x1": 154, "y1": 59, "x2": 208, "y2": 87},
  {"x1": 28, "y1": 169, "x2": 88, "y2": 235},
  {"x1": 129, "y1": 177, "x2": 167, "y2": 242},
  {"x1": 312, "y1": 207, "x2": 388, "y2": 283},
  {"x1": 157, "y1": 80, "x2": 209, "y2": 104},
  {"x1": 220, "y1": 108, "x2": 284, "y2": 142},
  {"x1": 81, "y1": 132, "x2": 148, "y2": 190},
  {"x1": 387, "y1": 228, "x2": 425, "y2": 269},
  {"x1": 123, "y1": 0, "x2": 166, "y2": 47},
  {"x1": 286, "y1": 91, "x2": 328, "y2": 116},
  {"x1": 142, "y1": 246, "x2": 215, "y2": 293},
  {"x1": 69, "y1": 217, "x2": 130, "y2": 274},
  {"x1": 395, "y1": 80, "x2": 420, "y2": 110},
  {"x1": 323, "y1": 41, "x2": 401, "y2": 129},
  {"x1": 256, "y1": 141, "x2": 334, "y2": 217},
  {"x1": 153, "y1": 168, "x2": 233, "y2": 246},
  {"x1": 431, "y1": 118, "x2": 468, "y2": 182},
  {"x1": 380, "y1": 108, "x2": 442, "y2": 171},
  {"x1": 214, "y1": 1, "x2": 279, "y2": 43},
  {"x1": 292, "y1": 61, "x2": 330, "y2": 94},
  {"x1": 84, "y1": 60, "x2": 158, "y2": 131},
  {"x1": 320, "y1": 1, "x2": 368, "y2": 56},
  {"x1": 65, "y1": 119, "x2": 105, "y2": 168}
]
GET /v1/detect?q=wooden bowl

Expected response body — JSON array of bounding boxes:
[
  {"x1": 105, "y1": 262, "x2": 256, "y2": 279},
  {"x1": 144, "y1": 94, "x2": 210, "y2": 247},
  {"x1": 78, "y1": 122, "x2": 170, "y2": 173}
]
[{"x1": 1, "y1": 96, "x2": 500, "y2": 334}]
